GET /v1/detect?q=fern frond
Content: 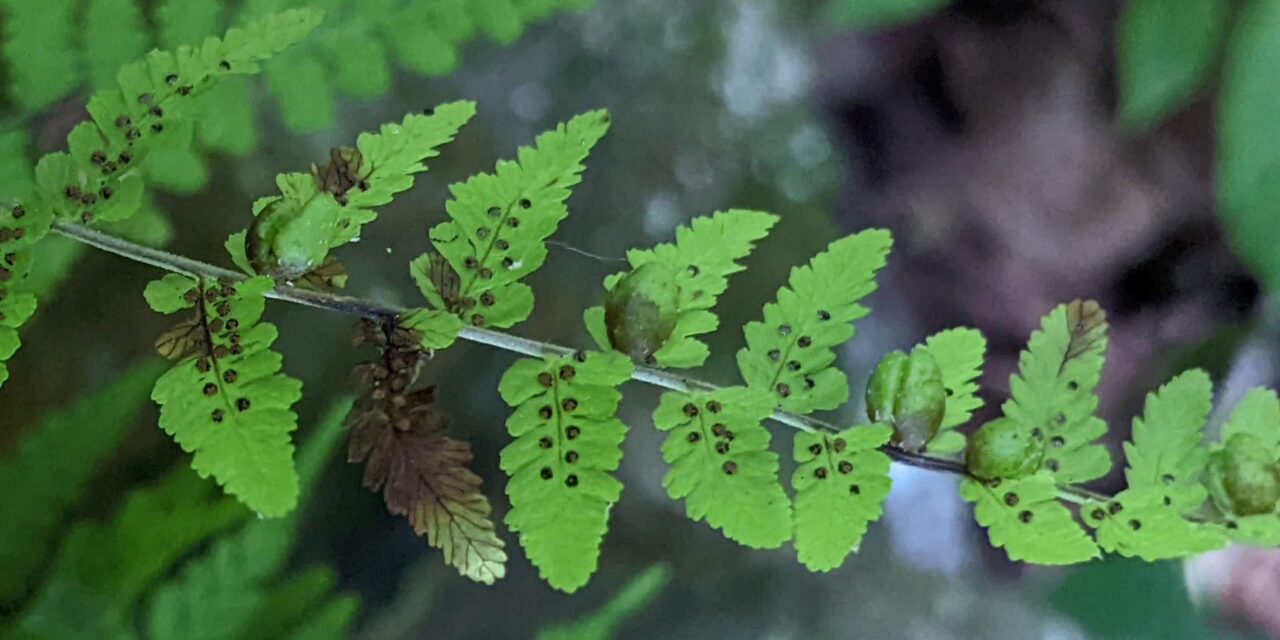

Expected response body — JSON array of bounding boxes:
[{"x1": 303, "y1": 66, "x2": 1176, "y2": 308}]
[
  {"x1": 23, "y1": 8, "x2": 323, "y2": 230},
  {"x1": 1123, "y1": 369, "x2": 1212, "y2": 513},
  {"x1": 281, "y1": 593, "x2": 360, "y2": 640},
  {"x1": 266, "y1": 51, "x2": 336, "y2": 132},
  {"x1": 241, "y1": 566, "x2": 342, "y2": 640},
  {"x1": 147, "y1": 274, "x2": 303, "y2": 516},
  {"x1": 1002, "y1": 300, "x2": 1111, "y2": 483},
  {"x1": 735, "y1": 229, "x2": 890, "y2": 414},
  {"x1": 499, "y1": 350, "x2": 633, "y2": 593},
  {"x1": 585, "y1": 210, "x2": 778, "y2": 368},
  {"x1": 85, "y1": 0, "x2": 149, "y2": 90},
  {"x1": 233, "y1": 103, "x2": 475, "y2": 281},
  {"x1": 0, "y1": 129, "x2": 34, "y2": 199},
  {"x1": 960, "y1": 472, "x2": 1099, "y2": 564},
  {"x1": 146, "y1": 519, "x2": 292, "y2": 640},
  {"x1": 0, "y1": 361, "x2": 163, "y2": 603},
  {"x1": 0, "y1": 0, "x2": 79, "y2": 111},
  {"x1": 157, "y1": 0, "x2": 223, "y2": 49},
  {"x1": 792, "y1": 425, "x2": 893, "y2": 572},
  {"x1": 347, "y1": 320, "x2": 506, "y2": 585},
  {"x1": 15, "y1": 469, "x2": 243, "y2": 638},
  {"x1": 653, "y1": 386, "x2": 791, "y2": 548},
  {"x1": 536, "y1": 564, "x2": 673, "y2": 640},
  {"x1": 0, "y1": 202, "x2": 55, "y2": 387},
  {"x1": 921, "y1": 327, "x2": 986, "y2": 453},
  {"x1": 412, "y1": 110, "x2": 610, "y2": 329},
  {"x1": 146, "y1": 399, "x2": 353, "y2": 640},
  {"x1": 1082, "y1": 489, "x2": 1227, "y2": 561}
]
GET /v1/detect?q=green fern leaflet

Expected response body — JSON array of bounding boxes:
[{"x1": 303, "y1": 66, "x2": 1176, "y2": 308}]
[
  {"x1": 147, "y1": 274, "x2": 303, "y2": 517},
  {"x1": 1002, "y1": 300, "x2": 1111, "y2": 483},
  {"x1": 653, "y1": 386, "x2": 791, "y2": 548},
  {"x1": 961, "y1": 472, "x2": 1099, "y2": 565},
  {"x1": 792, "y1": 425, "x2": 893, "y2": 571},
  {"x1": 412, "y1": 110, "x2": 610, "y2": 330},
  {"x1": 736, "y1": 229, "x2": 891, "y2": 415},
  {"x1": 499, "y1": 350, "x2": 633, "y2": 593}
]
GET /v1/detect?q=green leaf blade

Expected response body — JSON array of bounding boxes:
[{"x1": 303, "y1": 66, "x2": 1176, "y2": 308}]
[
  {"x1": 1083, "y1": 488, "x2": 1227, "y2": 561},
  {"x1": 1218, "y1": 0, "x2": 1280, "y2": 289},
  {"x1": 792, "y1": 425, "x2": 892, "y2": 572},
  {"x1": 500, "y1": 351, "x2": 633, "y2": 592},
  {"x1": 654, "y1": 387, "x2": 791, "y2": 548},
  {"x1": 737, "y1": 229, "x2": 891, "y2": 414},
  {"x1": 150, "y1": 275, "x2": 303, "y2": 516},
  {"x1": 0, "y1": 361, "x2": 165, "y2": 603},
  {"x1": 1123, "y1": 369, "x2": 1212, "y2": 512},
  {"x1": 1117, "y1": 0, "x2": 1228, "y2": 130},
  {"x1": 961, "y1": 472, "x2": 1099, "y2": 565},
  {"x1": 420, "y1": 110, "x2": 609, "y2": 329},
  {"x1": 1003, "y1": 300, "x2": 1111, "y2": 484}
]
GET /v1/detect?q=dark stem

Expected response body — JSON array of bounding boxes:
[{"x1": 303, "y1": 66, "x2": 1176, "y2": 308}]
[{"x1": 52, "y1": 220, "x2": 1114, "y2": 506}]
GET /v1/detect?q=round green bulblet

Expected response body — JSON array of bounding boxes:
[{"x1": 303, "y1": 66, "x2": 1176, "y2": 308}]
[
  {"x1": 1212, "y1": 434, "x2": 1280, "y2": 516},
  {"x1": 866, "y1": 348, "x2": 946, "y2": 452},
  {"x1": 605, "y1": 261, "x2": 680, "y2": 361},
  {"x1": 966, "y1": 418, "x2": 1040, "y2": 480}
]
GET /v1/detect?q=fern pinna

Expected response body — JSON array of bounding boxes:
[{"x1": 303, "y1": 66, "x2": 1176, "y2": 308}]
[{"x1": 5, "y1": 6, "x2": 1280, "y2": 600}]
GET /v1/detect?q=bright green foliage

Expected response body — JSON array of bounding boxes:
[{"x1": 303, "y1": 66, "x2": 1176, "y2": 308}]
[
  {"x1": 13, "y1": 470, "x2": 244, "y2": 639},
  {"x1": 241, "y1": 0, "x2": 594, "y2": 133},
  {"x1": 85, "y1": 0, "x2": 150, "y2": 90},
  {"x1": 146, "y1": 520, "x2": 293, "y2": 640},
  {"x1": 0, "y1": 202, "x2": 54, "y2": 388},
  {"x1": 792, "y1": 425, "x2": 893, "y2": 572},
  {"x1": 736, "y1": 229, "x2": 891, "y2": 414},
  {"x1": 653, "y1": 386, "x2": 791, "y2": 548},
  {"x1": 1219, "y1": 0, "x2": 1280, "y2": 290},
  {"x1": 0, "y1": 361, "x2": 164, "y2": 604},
  {"x1": 280, "y1": 593, "x2": 359, "y2": 640},
  {"x1": 35, "y1": 9, "x2": 323, "y2": 225},
  {"x1": 157, "y1": 0, "x2": 223, "y2": 49},
  {"x1": 148, "y1": 274, "x2": 303, "y2": 517},
  {"x1": 267, "y1": 52, "x2": 335, "y2": 132},
  {"x1": 241, "y1": 566, "x2": 347, "y2": 640},
  {"x1": 400, "y1": 308, "x2": 464, "y2": 350},
  {"x1": 1002, "y1": 300, "x2": 1111, "y2": 484},
  {"x1": 235, "y1": 103, "x2": 474, "y2": 280},
  {"x1": 1225, "y1": 514, "x2": 1280, "y2": 546},
  {"x1": 586, "y1": 210, "x2": 778, "y2": 368},
  {"x1": 827, "y1": 0, "x2": 955, "y2": 29},
  {"x1": 1116, "y1": 0, "x2": 1227, "y2": 131},
  {"x1": 499, "y1": 350, "x2": 633, "y2": 593},
  {"x1": 921, "y1": 327, "x2": 986, "y2": 453},
  {"x1": 535, "y1": 564, "x2": 672, "y2": 640},
  {"x1": 1123, "y1": 369, "x2": 1212, "y2": 513},
  {"x1": 145, "y1": 399, "x2": 354, "y2": 640},
  {"x1": 1082, "y1": 489, "x2": 1226, "y2": 561},
  {"x1": 413, "y1": 110, "x2": 610, "y2": 330},
  {"x1": 960, "y1": 472, "x2": 1099, "y2": 565},
  {"x1": 0, "y1": 0, "x2": 79, "y2": 111},
  {"x1": 0, "y1": 129, "x2": 34, "y2": 199}
]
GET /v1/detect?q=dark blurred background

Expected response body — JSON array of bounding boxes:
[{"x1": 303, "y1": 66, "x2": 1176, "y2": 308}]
[{"x1": 4, "y1": 0, "x2": 1280, "y2": 637}]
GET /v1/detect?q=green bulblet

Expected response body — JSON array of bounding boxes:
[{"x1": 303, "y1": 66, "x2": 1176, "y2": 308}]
[
  {"x1": 966, "y1": 418, "x2": 1040, "y2": 480},
  {"x1": 1211, "y1": 434, "x2": 1280, "y2": 516},
  {"x1": 604, "y1": 261, "x2": 680, "y2": 361},
  {"x1": 866, "y1": 348, "x2": 946, "y2": 452},
  {"x1": 246, "y1": 195, "x2": 342, "y2": 281}
]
